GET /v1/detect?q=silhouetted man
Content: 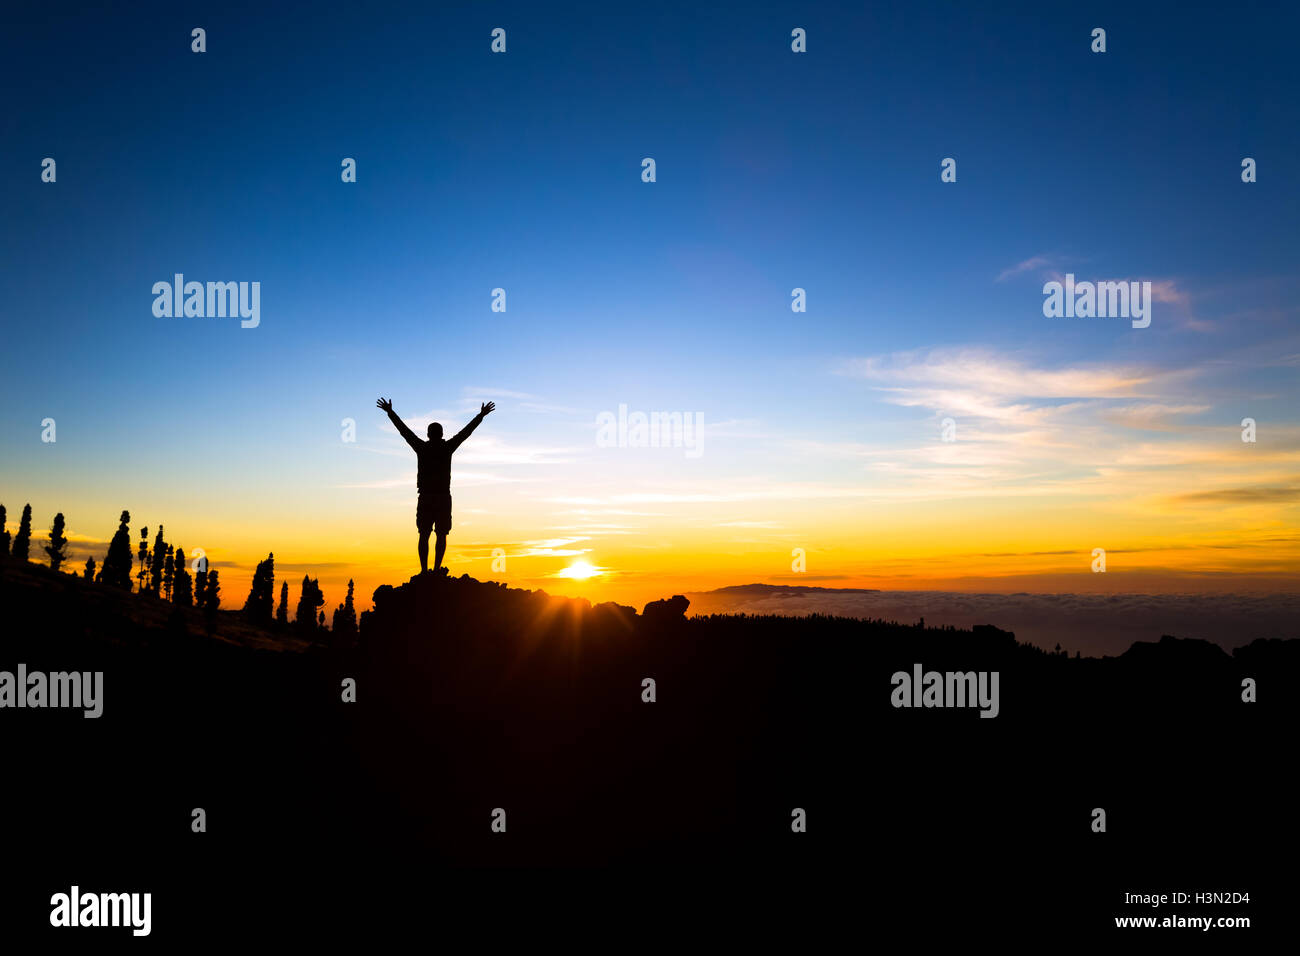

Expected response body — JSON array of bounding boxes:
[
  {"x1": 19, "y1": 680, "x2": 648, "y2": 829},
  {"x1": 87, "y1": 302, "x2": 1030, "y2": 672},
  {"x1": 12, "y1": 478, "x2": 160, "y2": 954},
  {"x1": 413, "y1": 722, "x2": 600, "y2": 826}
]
[{"x1": 377, "y1": 397, "x2": 495, "y2": 575}]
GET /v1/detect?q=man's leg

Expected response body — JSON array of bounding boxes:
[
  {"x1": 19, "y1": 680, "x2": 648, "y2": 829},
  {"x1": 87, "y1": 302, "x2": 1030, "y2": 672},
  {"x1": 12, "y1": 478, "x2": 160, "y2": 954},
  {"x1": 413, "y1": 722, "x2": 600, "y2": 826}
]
[
  {"x1": 418, "y1": 529, "x2": 430, "y2": 574},
  {"x1": 434, "y1": 531, "x2": 447, "y2": 571}
]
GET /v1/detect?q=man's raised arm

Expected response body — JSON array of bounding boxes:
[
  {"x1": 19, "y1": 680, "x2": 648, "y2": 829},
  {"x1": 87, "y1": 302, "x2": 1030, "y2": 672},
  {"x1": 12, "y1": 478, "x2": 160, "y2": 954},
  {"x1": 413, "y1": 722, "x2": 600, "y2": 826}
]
[
  {"x1": 448, "y1": 401, "x2": 495, "y2": 453},
  {"x1": 376, "y1": 397, "x2": 421, "y2": 451}
]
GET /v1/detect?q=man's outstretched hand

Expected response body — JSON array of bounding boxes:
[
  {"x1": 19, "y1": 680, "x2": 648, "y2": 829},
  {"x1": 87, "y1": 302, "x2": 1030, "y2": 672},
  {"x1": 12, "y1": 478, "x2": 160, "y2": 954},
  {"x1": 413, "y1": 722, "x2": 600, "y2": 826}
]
[
  {"x1": 480, "y1": 401, "x2": 496, "y2": 417},
  {"x1": 376, "y1": 397, "x2": 394, "y2": 413}
]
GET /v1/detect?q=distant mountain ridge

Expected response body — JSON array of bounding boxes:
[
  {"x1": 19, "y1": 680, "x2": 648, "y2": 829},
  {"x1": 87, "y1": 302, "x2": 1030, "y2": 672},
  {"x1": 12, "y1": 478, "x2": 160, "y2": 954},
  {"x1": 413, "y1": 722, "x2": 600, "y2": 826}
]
[
  {"x1": 683, "y1": 582, "x2": 1300, "y2": 657},
  {"x1": 702, "y1": 583, "x2": 882, "y2": 596}
]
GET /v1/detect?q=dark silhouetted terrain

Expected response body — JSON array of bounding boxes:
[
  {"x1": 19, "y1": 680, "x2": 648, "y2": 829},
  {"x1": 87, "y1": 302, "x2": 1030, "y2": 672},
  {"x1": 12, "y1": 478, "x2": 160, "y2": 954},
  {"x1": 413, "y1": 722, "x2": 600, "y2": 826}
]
[{"x1": 2, "y1": 559, "x2": 1293, "y2": 939}]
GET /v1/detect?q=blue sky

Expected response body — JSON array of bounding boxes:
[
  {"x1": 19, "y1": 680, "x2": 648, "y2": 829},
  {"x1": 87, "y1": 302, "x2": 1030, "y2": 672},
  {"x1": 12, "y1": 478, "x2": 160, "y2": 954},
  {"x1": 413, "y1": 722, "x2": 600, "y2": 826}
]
[{"x1": 2, "y1": 1, "x2": 1298, "y2": 608}]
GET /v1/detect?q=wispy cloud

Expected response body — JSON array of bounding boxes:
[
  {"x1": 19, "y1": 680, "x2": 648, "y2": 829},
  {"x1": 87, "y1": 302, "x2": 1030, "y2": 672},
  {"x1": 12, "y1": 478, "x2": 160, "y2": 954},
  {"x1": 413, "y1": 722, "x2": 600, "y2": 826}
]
[
  {"x1": 464, "y1": 387, "x2": 537, "y2": 401},
  {"x1": 831, "y1": 346, "x2": 1300, "y2": 504},
  {"x1": 996, "y1": 255, "x2": 1057, "y2": 282},
  {"x1": 453, "y1": 436, "x2": 579, "y2": 466},
  {"x1": 338, "y1": 470, "x2": 537, "y2": 489},
  {"x1": 845, "y1": 348, "x2": 1160, "y2": 408},
  {"x1": 518, "y1": 401, "x2": 589, "y2": 415},
  {"x1": 1039, "y1": 270, "x2": 1205, "y2": 328},
  {"x1": 1099, "y1": 403, "x2": 1211, "y2": 431},
  {"x1": 1171, "y1": 480, "x2": 1300, "y2": 505}
]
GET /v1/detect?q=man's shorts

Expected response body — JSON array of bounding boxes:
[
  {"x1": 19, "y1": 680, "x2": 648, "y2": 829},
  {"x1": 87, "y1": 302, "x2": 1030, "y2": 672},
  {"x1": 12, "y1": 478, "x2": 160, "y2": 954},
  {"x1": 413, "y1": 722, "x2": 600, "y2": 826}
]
[{"x1": 417, "y1": 492, "x2": 452, "y2": 535}]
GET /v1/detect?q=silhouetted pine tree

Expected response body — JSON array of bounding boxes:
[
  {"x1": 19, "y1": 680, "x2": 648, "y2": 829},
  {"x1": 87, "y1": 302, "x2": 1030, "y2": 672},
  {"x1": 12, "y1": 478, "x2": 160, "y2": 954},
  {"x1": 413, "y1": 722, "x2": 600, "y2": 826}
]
[
  {"x1": 44, "y1": 512, "x2": 70, "y2": 572},
  {"x1": 95, "y1": 510, "x2": 133, "y2": 589},
  {"x1": 276, "y1": 581, "x2": 289, "y2": 627},
  {"x1": 194, "y1": 566, "x2": 209, "y2": 608},
  {"x1": 163, "y1": 545, "x2": 175, "y2": 600},
  {"x1": 83, "y1": 556, "x2": 96, "y2": 580},
  {"x1": 12, "y1": 504, "x2": 33, "y2": 561},
  {"x1": 148, "y1": 525, "x2": 166, "y2": 594},
  {"x1": 136, "y1": 527, "x2": 150, "y2": 593},
  {"x1": 242, "y1": 553, "x2": 276, "y2": 625},
  {"x1": 203, "y1": 570, "x2": 221, "y2": 616},
  {"x1": 0, "y1": 504, "x2": 9, "y2": 558},
  {"x1": 295, "y1": 575, "x2": 325, "y2": 634},
  {"x1": 332, "y1": 579, "x2": 358, "y2": 644},
  {"x1": 172, "y1": 547, "x2": 193, "y2": 606}
]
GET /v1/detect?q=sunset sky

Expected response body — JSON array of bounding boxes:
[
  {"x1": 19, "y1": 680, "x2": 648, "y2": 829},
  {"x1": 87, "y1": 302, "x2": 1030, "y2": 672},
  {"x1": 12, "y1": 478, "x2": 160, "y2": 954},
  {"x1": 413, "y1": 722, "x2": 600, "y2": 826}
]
[{"x1": 3, "y1": 2, "x2": 1298, "y2": 615}]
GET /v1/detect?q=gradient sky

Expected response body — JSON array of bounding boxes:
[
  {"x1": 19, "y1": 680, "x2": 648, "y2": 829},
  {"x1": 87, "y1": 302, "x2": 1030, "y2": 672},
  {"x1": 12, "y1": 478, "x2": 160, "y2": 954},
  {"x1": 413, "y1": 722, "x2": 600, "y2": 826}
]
[{"x1": 3, "y1": 1, "x2": 1298, "y2": 614}]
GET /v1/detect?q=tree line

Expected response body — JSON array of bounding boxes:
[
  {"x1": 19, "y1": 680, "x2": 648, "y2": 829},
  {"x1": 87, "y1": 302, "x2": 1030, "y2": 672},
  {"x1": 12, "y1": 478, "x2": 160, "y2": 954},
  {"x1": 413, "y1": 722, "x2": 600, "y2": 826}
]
[{"x1": 0, "y1": 502, "x2": 357, "y2": 641}]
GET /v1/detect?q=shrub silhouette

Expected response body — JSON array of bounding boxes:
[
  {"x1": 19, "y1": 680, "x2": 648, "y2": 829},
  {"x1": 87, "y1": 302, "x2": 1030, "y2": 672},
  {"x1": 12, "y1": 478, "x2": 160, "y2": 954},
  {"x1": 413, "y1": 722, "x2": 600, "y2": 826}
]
[
  {"x1": 12, "y1": 504, "x2": 33, "y2": 562},
  {"x1": 83, "y1": 556, "x2": 95, "y2": 580},
  {"x1": 0, "y1": 504, "x2": 9, "y2": 558},
  {"x1": 44, "y1": 512, "x2": 70, "y2": 572},
  {"x1": 96, "y1": 510, "x2": 134, "y2": 589},
  {"x1": 243, "y1": 553, "x2": 276, "y2": 625}
]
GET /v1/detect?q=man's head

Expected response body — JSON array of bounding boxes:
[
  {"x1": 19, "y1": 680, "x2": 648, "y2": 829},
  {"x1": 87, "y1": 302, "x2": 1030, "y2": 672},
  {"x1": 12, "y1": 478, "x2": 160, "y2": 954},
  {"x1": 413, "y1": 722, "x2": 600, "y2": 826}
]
[{"x1": 427, "y1": 422, "x2": 444, "y2": 441}]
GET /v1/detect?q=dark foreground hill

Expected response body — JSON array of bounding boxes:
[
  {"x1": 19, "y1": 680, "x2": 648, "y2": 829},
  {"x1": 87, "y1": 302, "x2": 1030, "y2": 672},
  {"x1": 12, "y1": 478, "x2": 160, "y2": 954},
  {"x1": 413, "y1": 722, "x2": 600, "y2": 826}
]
[{"x1": 1, "y1": 560, "x2": 1294, "y2": 938}]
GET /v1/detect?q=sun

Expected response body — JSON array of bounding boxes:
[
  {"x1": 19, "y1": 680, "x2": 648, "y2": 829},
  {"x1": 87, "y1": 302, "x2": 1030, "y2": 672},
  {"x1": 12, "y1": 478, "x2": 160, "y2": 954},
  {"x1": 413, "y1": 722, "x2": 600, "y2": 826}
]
[{"x1": 556, "y1": 560, "x2": 603, "y2": 580}]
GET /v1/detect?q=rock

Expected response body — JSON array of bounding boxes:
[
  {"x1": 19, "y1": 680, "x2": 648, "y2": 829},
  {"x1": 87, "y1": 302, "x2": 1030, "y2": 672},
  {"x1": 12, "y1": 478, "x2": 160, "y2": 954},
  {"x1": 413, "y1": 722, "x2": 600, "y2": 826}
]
[{"x1": 641, "y1": 594, "x2": 690, "y2": 625}]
